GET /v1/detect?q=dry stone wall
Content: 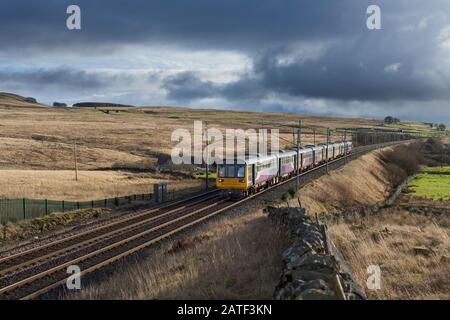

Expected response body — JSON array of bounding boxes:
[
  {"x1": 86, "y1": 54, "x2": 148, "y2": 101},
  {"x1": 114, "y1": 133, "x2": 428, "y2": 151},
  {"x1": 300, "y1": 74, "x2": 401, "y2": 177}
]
[{"x1": 267, "y1": 206, "x2": 366, "y2": 300}]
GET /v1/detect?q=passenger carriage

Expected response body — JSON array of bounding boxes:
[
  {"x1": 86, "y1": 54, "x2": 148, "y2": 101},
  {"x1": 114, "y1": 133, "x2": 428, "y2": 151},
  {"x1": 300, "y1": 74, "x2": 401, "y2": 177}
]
[{"x1": 216, "y1": 141, "x2": 353, "y2": 197}]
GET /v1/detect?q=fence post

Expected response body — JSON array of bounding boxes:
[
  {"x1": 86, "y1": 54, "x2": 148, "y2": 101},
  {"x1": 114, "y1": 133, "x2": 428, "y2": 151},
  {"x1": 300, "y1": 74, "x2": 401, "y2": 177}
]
[
  {"x1": 91, "y1": 200, "x2": 94, "y2": 208},
  {"x1": 45, "y1": 199, "x2": 48, "y2": 216},
  {"x1": 77, "y1": 201, "x2": 80, "y2": 209},
  {"x1": 22, "y1": 198, "x2": 26, "y2": 220},
  {"x1": 62, "y1": 200, "x2": 65, "y2": 212},
  {"x1": 104, "y1": 199, "x2": 107, "y2": 207}
]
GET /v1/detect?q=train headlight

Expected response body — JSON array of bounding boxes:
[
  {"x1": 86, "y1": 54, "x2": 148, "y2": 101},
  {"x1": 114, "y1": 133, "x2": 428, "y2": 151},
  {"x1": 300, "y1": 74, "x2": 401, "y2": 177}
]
[
  {"x1": 218, "y1": 179, "x2": 224, "y2": 182},
  {"x1": 239, "y1": 179, "x2": 245, "y2": 183}
]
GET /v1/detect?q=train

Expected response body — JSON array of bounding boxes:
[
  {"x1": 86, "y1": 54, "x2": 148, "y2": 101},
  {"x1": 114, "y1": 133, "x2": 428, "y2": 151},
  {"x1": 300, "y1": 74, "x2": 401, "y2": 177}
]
[{"x1": 216, "y1": 141, "x2": 353, "y2": 197}]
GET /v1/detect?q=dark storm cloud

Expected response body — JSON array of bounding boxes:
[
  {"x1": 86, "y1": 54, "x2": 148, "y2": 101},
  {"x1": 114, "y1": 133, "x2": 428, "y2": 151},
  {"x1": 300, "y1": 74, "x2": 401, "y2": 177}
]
[
  {"x1": 159, "y1": 0, "x2": 450, "y2": 106},
  {"x1": 1, "y1": 68, "x2": 99, "y2": 92},
  {"x1": 1, "y1": 0, "x2": 450, "y2": 121},
  {"x1": 248, "y1": 43, "x2": 450, "y2": 102},
  {"x1": 162, "y1": 71, "x2": 266, "y2": 104},
  {"x1": 0, "y1": 68, "x2": 104, "y2": 90},
  {"x1": 0, "y1": 68, "x2": 150, "y2": 92},
  {"x1": 163, "y1": 42, "x2": 450, "y2": 104},
  {"x1": 0, "y1": 0, "x2": 368, "y2": 52},
  {"x1": 162, "y1": 72, "x2": 219, "y2": 102}
]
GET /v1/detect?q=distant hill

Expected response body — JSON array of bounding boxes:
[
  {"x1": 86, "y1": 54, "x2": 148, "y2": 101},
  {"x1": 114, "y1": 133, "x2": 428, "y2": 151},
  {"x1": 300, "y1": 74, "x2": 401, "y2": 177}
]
[
  {"x1": 73, "y1": 102, "x2": 134, "y2": 109},
  {"x1": 0, "y1": 92, "x2": 48, "y2": 108}
]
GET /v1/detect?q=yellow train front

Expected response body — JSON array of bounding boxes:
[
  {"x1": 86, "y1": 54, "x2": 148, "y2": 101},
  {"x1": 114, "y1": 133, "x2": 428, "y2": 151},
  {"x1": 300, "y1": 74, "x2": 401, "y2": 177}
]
[
  {"x1": 215, "y1": 163, "x2": 248, "y2": 197},
  {"x1": 215, "y1": 153, "x2": 281, "y2": 197}
]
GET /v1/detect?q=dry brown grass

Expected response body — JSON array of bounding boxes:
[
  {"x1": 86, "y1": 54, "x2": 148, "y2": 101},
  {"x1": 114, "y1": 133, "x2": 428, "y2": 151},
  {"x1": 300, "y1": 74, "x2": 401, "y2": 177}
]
[
  {"x1": 396, "y1": 194, "x2": 450, "y2": 209},
  {"x1": 0, "y1": 137, "x2": 151, "y2": 170},
  {"x1": 296, "y1": 148, "x2": 393, "y2": 213},
  {"x1": 0, "y1": 170, "x2": 202, "y2": 200},
  {"x1": 0, "y1": 100, "x2": 433, "y2": 201},
  {"x1": 286, "y1": 143, "x2": 449, "y2": 299},
  {"x1": 0, "y1": 207, "x2": 114, "y2": 246},
  {"x1": 0, "y1": 104, "x2": 398, "y2": 171},
  {"x1": 0, "y1": 104, "x2": 386, "y2": 202},
  {"x1": 0, "y1": 107, "x2": 172, "y2": 169},
  {"x1": 329, "y1": 209, "x2": 450, "y2": 300},
  {"x1": 63, "y1": 210, "x2": 289, "y2": 300}
]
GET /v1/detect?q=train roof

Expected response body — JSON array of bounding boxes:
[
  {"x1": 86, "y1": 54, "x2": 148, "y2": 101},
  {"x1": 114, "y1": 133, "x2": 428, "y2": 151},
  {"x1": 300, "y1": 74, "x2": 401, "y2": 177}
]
[
  {"x1": 245, "y1": 153, "x2": 277, "y2": 164},
  {"x1": 224, "y1": 140, "x2": 353, "y2": 164},
  {"x1": 278, "y1": 150, "x2": 297, "y2": 157}
]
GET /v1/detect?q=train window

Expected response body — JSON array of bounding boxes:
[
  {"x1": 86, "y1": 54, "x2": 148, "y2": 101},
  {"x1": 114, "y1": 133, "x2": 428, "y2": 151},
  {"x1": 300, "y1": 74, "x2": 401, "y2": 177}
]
[
  {"x1": 237, "y1": 165, "x2": 245, "y2": 178},
  {"x1": 226, "y1": 166, "x2": 235, "y2": 177},
  {"x1": 217, "y1": 164, "x2": 246, "y2": 178},
  {"x1": 218, "y1": 165, "x2": 226, "y2": 177}
]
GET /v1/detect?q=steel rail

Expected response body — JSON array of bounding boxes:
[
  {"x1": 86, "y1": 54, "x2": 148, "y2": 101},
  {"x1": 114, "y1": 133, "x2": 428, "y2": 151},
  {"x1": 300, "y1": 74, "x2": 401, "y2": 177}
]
[
  {"x1": 0, "y1": 194, "x2": 222, "y2": 276},
  {"x1": 20, "y1": 199, "x2": 236, "y2": 300},
  {"x1": 0, "y1": 189, "x2": 219, "y2": 269},
  {"x1": 0, "y1": 198, "x2": 229, "y2": 299}
]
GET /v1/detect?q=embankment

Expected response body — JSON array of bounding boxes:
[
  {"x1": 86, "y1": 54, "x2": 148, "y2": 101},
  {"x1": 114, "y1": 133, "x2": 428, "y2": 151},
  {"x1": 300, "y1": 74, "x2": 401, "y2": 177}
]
[
  {"x1": 283, "y1": 141, "x2": 450, "y2": 300},
  {"x1": 296, "y1": 143, "x2": 423, "y2": 214}
]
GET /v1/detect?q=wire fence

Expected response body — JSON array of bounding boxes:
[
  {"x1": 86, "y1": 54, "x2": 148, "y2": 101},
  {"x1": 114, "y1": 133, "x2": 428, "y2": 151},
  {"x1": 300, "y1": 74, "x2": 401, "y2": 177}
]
[
  {"x1": 0, "y1": 181, "x2": 210, "y2": 225},
  {"x1": 0, "y1": 193, "x2": 152, "y2": 224}
]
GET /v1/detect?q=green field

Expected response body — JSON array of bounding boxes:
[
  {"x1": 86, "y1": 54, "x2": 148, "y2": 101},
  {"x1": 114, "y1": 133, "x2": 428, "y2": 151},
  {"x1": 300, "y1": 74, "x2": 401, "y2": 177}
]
[
  {"x1": 409, "y1": 167, "x2": 450, "y2": 200},
  {"x1": 191, "y1": 172, "x2": 217, "y2": 179},
  {"x1": 422, "y1": 166, "x2": 450, "y2": 174}
]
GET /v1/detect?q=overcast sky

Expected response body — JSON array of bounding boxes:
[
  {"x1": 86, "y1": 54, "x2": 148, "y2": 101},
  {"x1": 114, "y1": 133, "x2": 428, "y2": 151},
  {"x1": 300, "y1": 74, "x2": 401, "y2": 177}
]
[{"x1": 1, "y1": 0, "x2": 450, "y2": 122}]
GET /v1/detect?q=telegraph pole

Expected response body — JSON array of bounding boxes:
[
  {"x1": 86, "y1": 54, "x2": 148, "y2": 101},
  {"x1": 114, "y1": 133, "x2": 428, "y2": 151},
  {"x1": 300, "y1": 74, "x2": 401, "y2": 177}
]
[
  {"x1": 296, "y1": 120, "x2": 301, "y2": 190},
  {"x1": 313, "y1": 129, "x2": 316, "y2": 145},
  {"x1": 326, "y1": 128, "x2": 330, "y2": 174},
  {"x1": 205, "y1": 121, "x2": 209, "y2": 190},
  {"x1": 344, "y1": 130, "x2": 347, "y2": 163},
  {"x1": 73, "y1": 140, "x2": 78, "y2": 181},
  {"x1": 299, "y1": 120, "x2": 302, "y2": 148}
]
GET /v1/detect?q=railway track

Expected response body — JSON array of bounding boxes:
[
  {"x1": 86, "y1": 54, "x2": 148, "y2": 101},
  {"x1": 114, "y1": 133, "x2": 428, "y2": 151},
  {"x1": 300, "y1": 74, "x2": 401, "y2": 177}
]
[
  {"x1": 0, "y1": 190, "x2": 220, "y2": 275},
  {"x1": 0, "y1": 140, "x2": 410, "y2": 300}
]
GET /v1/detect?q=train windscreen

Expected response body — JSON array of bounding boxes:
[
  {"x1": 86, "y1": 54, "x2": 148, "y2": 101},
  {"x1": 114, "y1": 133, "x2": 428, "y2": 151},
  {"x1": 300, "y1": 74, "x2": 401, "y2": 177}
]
[{"x1": 217, "y1": 164, "x2": 246, "y2": 178}]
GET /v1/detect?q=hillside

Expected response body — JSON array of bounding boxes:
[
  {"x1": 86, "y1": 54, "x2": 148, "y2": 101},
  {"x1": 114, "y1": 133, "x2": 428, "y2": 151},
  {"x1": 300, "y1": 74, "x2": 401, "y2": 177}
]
[
  {"x1": 0, "y1": 92, "x2": 48, "y2": 108},
  {"x1": 0, "y1": 91, "x2": 445, "y2": 200}
]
